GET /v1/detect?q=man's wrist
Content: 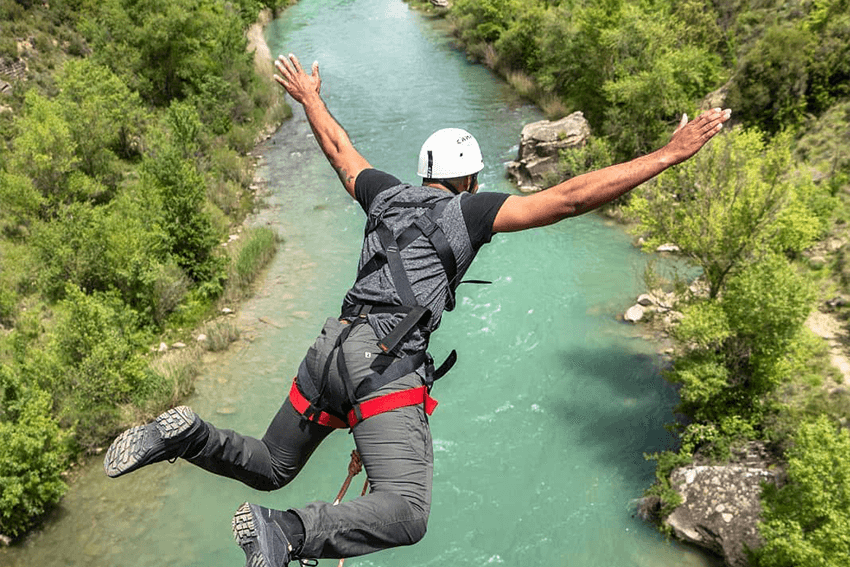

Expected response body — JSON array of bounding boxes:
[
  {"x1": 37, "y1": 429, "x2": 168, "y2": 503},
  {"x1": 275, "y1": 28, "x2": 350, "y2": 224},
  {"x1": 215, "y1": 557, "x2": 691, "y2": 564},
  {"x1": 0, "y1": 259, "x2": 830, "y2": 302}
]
[
  {"x1": 655, "y1": 145, "x2": 680, "y2": 169},
  {"x1": 299, "y1": 91, "x2": 324, "y2": 110}
]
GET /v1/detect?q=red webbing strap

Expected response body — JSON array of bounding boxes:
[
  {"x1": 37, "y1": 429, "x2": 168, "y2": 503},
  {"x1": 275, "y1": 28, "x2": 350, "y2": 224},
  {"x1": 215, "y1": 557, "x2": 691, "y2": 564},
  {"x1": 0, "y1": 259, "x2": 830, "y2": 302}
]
[
  {"x1": 289, "y1": 379, "x2": 348, "y2": 429},
  {"x1": 347, "y1": 386, "x2": 438, "y2": 428},
  {"x1": 290, "y1": 380, "x2": 439, "y2": 429}
]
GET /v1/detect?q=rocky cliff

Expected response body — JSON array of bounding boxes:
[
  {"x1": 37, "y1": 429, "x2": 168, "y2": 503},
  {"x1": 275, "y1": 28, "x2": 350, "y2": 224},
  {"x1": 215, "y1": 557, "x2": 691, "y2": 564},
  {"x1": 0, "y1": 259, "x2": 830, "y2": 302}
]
[{"x1": 505, "y1": 112, "x2": 590, "y2": 192}]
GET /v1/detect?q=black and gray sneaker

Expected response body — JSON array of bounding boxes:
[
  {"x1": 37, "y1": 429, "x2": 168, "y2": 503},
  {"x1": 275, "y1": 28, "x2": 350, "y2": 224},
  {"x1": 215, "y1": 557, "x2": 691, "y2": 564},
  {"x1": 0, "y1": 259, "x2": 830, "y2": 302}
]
[
  {"x1": 103, "y1": 406, "x2": 203, "y2": 478},
  {"x1": 232, "y1": 502, "x2": 293, "y2": 567}
]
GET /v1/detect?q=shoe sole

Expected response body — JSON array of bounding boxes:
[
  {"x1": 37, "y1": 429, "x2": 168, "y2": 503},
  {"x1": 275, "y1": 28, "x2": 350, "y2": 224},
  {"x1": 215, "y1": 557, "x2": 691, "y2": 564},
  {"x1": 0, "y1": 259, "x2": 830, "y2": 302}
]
[
  {"x1": 232, "y1": 502, "x2": 270, "y2": 567},
  {"x1": 103, "y1": 406, "x2": 197, "y2": 478}
]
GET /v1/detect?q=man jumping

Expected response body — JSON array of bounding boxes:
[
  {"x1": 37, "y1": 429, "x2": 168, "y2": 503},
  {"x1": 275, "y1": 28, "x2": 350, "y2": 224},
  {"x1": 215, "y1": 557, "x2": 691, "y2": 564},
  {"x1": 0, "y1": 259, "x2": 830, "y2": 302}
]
[{"x1": 104, "y1": 52, "x2": 731, "y2": 567}]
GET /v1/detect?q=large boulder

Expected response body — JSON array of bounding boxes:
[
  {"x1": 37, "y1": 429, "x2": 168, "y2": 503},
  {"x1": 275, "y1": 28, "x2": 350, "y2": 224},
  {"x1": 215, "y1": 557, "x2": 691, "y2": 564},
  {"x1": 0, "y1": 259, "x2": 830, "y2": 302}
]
[
  {"x1": 664, "y1": 443, "x2": 783, "y2": 567},
  {"x1": 506, "y1": 111, "x2": 590, "y2": 193}
]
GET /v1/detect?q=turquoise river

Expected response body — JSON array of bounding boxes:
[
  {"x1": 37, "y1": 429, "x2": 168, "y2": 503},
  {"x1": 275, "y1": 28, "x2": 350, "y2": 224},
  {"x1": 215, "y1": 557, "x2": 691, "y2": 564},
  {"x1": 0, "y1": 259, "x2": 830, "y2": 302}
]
[{"x1": 1, "y1": 1, "x2": 722, "y2": 566}]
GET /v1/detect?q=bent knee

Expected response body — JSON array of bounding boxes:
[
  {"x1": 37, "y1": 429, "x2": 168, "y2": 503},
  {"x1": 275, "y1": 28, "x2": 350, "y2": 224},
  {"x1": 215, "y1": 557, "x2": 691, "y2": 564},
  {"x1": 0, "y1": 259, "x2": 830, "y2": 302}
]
[
  {"x1": 244, "y1": 470, "x2": 297, "y2": 492},
  {"x1": 396, "y1": 504, "x2": 429, "y2": 546},
  {"x1": 406, "y1": 518, "x2": 428, "y2": 546}
]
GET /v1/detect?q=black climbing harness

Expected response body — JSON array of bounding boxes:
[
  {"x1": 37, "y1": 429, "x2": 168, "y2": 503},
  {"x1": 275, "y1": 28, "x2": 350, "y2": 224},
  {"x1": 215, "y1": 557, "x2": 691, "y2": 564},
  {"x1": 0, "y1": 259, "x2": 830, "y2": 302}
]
[{"x1": 294, "y1": 193, "x2": 479, "y2": 428}]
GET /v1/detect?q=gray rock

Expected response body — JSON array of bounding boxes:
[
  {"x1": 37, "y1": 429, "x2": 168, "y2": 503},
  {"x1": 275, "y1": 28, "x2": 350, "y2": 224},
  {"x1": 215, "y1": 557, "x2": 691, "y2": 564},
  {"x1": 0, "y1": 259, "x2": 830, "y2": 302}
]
[
  {"x1": 656, "y1": 243, "x2": 680, "y2": 253},
  {"x1": 624, "y1": 304, "x2": 646, "y2": 322},
  {"x1": 637, "y1": 293, "x2": 656, "y2": 307},
  {"x1": 506, "y1": 112, "x2": 591, "y2": 192},
  {"x1": 664, "y1": 444, "x2": 783, "y2": 567}
]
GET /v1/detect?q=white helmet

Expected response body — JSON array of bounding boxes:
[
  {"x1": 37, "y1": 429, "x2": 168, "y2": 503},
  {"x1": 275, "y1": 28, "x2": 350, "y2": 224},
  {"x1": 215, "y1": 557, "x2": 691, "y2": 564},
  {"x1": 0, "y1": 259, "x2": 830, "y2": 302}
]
[{"x1": 417, "y1": 128, "x2": 484, "y2": 179}]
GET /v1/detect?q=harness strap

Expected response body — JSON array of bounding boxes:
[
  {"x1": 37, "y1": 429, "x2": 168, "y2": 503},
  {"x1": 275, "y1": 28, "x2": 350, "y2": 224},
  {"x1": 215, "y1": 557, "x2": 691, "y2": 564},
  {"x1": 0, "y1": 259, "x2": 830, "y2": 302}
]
[
  {"x1": 354, "y1": 350, "x2": 427, "y2": 400},
  {"x1": 341, "y1": 304, "x2": 411, "y2": 318},
  {"x1": 356, "y1": 199, "x2": 452, "y2": 285},
  {"x1": 347, "y1": 386, "x2": 437, "y2": 428},
  {"x1": 413, "y1": 213, "x2": 457, "y2": 289},
  {"x1": 376, "y1": 305, "x2": 430, "y2": 354},
  {"x1": 376, "y1": 222, "x2": 418, "y2": 306},
  {"x1": 289, "y1": 379, "x2": 437, "y2": 429},
  {"x1": 289, "y1": 379, "x2": 348, "y2": 429}
]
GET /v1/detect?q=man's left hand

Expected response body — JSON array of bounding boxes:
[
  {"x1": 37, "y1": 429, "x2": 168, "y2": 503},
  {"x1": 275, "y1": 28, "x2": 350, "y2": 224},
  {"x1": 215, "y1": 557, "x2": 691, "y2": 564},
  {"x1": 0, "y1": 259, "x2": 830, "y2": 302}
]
[{"x1": 274, "y1": 53, "x2": 321, "y2": 105}]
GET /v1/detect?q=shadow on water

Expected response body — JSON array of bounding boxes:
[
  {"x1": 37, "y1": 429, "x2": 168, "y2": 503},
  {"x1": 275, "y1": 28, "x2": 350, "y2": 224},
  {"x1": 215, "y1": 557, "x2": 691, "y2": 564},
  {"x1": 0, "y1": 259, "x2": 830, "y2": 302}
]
[{"x1": 553, "y1": 345, "x2": 681, "y2": 472}]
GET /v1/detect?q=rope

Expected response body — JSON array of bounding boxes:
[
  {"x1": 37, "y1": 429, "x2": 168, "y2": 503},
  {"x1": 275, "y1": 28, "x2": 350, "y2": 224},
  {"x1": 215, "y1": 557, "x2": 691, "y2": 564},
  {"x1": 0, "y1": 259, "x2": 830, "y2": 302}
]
[
  {"x1": 322, "y1": 450, "x2": 370, "y2": 567},
  {"x1": 333, "y1": 450, "x2": 364, "y2": 505},
  {"x1": 299, "y1": 450, "x2": 372, "y2": 567}
]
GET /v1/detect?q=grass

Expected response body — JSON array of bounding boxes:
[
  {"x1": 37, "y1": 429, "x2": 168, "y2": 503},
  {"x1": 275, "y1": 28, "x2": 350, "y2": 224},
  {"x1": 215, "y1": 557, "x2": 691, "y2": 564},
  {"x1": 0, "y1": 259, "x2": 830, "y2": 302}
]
[{"x1": 224, "y1": 225, "x2": 280, "y2": 303}]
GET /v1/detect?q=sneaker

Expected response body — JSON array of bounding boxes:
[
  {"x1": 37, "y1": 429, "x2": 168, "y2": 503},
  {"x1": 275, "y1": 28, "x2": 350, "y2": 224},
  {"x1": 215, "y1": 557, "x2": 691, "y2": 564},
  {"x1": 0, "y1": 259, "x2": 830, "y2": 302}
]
[
  {"x1": 232, "y1": 502, "x2": 293, "y2": 567},
  {"x1": 103, "y1": 406, "x2": 203, "y2": 478}
]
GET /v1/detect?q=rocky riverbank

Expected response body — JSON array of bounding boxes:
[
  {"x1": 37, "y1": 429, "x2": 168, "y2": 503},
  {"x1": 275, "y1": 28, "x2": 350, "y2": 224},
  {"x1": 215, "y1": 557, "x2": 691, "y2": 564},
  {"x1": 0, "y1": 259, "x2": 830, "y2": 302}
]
[{"x1": 505, "y1": 116, "x2": 803, "y2": 567}]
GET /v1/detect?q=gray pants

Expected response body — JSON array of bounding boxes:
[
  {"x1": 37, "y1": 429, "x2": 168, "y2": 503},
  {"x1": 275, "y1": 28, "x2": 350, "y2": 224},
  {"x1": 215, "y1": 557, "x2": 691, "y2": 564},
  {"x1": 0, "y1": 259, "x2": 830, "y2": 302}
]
[{"x1": 188, "y1": 318, "x2": 433, "y2": 559}]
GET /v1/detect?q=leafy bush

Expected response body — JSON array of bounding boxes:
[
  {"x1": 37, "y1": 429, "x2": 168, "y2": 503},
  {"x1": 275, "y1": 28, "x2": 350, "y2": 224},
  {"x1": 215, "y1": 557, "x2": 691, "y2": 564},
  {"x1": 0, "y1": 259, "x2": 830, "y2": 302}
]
[
  {"x1": 0, "y1": 170, "x2": 42, "y2": 238},
  {"x1": 0, "y1": 367, "x2": 67, "y2": 538},
  {"x1": 50, "y1": 285, "x2": 163, "y2": 448},
  {"x1": 755, "y1": 416, "x2": 850, "y2": 567},
  {"x1": 8, "y1": 91, "x2": 79, "y2": 204}
]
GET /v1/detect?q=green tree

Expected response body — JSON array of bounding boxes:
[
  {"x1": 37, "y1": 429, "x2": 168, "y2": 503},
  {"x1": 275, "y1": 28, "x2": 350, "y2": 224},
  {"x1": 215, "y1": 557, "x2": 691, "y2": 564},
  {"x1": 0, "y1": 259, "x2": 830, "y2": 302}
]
[
  {"x1": 599, "y1": 4, "x2": 722, "y2": 156},
  {"x1": 56, "y1": 59, "x2": 146, "y2": 181},
  {"x1": 7, "y1": 91, "x2": 79, "y2": 206},
  {"x1": 628, "y1": 127, "x2": 829, "y2": 299},
  {"x1": 494, "y1": 3, "x2": 546, "y2": 72},
  {"x1": 82, "y1": 0, "x2": 253, "y2": 108},
  {"x1": 141, "y1": 144, "x2": 224, "y2": 289},
  {"x1": 450, "y1": 0, "x2": 519, "y2": 45},
  {"x1": 756, "y1": 416, "x2": 850, "y2": 567},
  {"x1": 668, "y1": 253, "x2": 814, "y2": 451},
  {"x1": 536, "y1": 0, "x2": 622, "y2": 127},
  {"x1": 727, "y1": 24, "x2": 811, "y2": 133},
  {"x1": 804, "y1": 0, "x2": 850, "y2": 114}
]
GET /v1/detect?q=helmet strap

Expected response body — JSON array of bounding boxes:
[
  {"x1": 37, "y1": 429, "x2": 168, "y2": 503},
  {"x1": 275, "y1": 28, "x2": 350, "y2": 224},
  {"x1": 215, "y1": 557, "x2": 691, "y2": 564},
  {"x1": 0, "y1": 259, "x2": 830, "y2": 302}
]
[{"x1": 436, "y1": 179, "x2": 462, "y2": 195}]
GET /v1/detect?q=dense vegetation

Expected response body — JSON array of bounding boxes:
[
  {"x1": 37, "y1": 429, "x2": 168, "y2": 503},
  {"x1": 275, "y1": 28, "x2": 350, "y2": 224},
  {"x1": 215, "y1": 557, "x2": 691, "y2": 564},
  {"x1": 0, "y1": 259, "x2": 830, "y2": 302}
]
[
  {"x1": 433, "y1": 0, "x2": 850, "y2": 565},
  {"x1": 0, "y1": 0, "x2": 292, "y2": 539},
  {"x1": 2, "y1": 0, "x2": 848, "y2": 562}
]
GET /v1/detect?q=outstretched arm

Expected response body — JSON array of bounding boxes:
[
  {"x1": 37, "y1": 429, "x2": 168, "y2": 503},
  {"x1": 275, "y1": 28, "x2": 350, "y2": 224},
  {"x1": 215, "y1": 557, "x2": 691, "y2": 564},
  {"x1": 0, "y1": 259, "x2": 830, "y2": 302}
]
[
  {"x1": 492, "y1": 108, "x2": 732, "y2": 233},
  {"x1": 274, "y1": 53, "x2": 370, "y2": 198}
]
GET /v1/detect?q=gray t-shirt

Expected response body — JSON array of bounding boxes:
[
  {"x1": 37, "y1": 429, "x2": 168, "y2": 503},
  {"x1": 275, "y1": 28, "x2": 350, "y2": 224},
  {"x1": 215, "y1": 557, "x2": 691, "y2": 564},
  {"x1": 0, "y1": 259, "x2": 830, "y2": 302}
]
[{"x1": 341, "y1": 169, "x2": 508, "y2": 356}]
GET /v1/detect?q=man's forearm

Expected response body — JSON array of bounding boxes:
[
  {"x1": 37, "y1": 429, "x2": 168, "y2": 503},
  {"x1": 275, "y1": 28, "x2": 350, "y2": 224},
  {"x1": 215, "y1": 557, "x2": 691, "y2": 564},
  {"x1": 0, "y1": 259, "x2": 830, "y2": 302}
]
[
  {"x1": 555, "y1": 147, "x2": 676, "y2": 217},
  {"x1": 274, "y1": 54, "x2": 370, "y2": 196},
  {"x1": 300, "y1": 93, "x2": 359, "y2": 188}
]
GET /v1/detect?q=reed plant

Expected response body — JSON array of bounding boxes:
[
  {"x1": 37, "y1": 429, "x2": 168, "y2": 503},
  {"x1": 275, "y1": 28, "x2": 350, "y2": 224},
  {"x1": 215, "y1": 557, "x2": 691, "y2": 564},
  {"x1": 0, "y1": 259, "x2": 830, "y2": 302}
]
[
  {"x1": 224, "y1": 225, "x2": 280, "y2": 302},
  {"x1": 201, "y1": 318, "x2": 240, "y2": 352},
  {"x1": 506, "y1": 69, "x2": 536, "y2": 100}
]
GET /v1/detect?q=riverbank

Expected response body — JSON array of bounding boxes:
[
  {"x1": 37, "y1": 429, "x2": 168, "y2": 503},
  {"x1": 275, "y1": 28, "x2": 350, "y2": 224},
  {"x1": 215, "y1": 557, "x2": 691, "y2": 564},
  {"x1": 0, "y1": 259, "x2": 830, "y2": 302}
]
[
  {"x1": 0, "y1": 4, "x2": 293, "y2": 545},
  {"x1": 417, "y1": 2, "x2": 850, "y2": 566}
]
